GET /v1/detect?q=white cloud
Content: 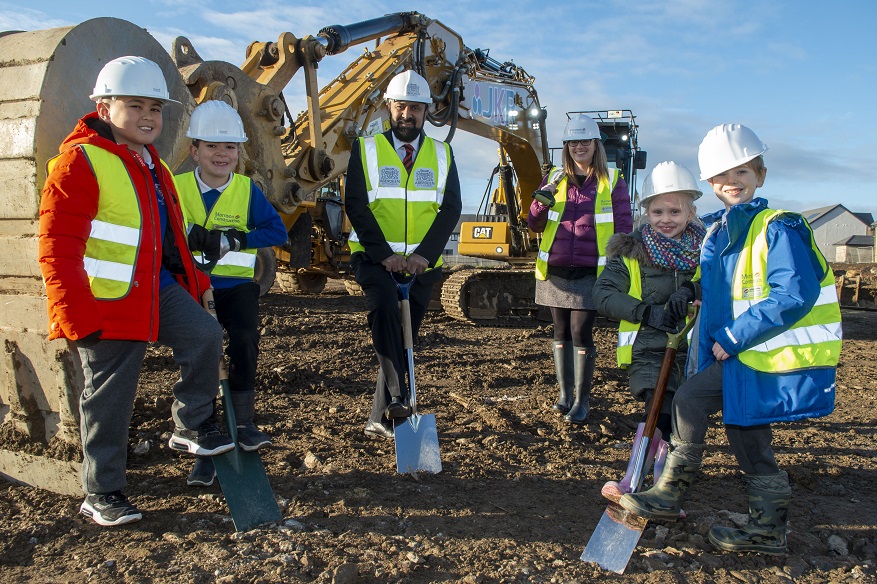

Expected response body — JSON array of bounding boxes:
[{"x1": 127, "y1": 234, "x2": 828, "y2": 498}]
[{"x1": 0, "y1": 5, "x2": 66, "y2": 30}]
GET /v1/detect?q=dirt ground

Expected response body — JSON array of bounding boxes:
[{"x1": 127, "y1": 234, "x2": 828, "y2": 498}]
[{"x1": 1, "y1": 273, "x2": 876, "y2": 584}]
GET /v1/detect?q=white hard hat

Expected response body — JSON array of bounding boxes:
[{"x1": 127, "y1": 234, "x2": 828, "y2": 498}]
[
  {"x1": 697, "y1": 124, "x2": 767, "y2": 180},
  {"x1": 640, "y1": 161, "x2": 702, "y2": 208},
  {"x1": 186, "y1": 100, "x2": 248, "y2": 143},
  {"x1": 384, "y1": 70, "x2": 432, "y2": 104},
  {"x1": 90, "y1": 56, "x2": 180, "y2": 104},
  {"x1": 563, "y1": 114, "x2": 601, "y2": 142}
]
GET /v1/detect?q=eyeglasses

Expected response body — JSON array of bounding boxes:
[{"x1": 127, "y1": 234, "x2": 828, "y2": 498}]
[{"x1": 566, "y1": 139, "x2": 596, "y2": 147}]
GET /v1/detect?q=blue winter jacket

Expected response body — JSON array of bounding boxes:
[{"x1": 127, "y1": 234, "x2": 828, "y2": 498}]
[{"x1": 696, "y1": 197, "x2": 837, "y2": 426}]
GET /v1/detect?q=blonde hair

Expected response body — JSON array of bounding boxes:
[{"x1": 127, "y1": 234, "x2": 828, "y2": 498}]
[
  {"x1": 562, "y1": 140, "x2": 609, "y2": 187},
  {"x1": 635, "y1": 192, "x2": 703, "y2": 230}
]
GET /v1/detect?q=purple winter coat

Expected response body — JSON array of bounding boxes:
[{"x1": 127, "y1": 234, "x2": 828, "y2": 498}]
[{"x1": 528, "y1": 173, "x2": 633, "y2": 268}]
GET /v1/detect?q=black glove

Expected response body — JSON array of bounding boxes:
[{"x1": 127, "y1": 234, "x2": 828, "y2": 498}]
[
  {"x1": 666, "y1": 284, "x2": 696, "y2": 322},
  {"x1": 642, "y1": 305, "x2": 676, "y2": 332},
  {"x1": 187, "y1": 225, "x2": 222, "y2": 263},
  {"x1": 533, "y1": 189, "x2": 555, "y2": 208},
  {"x1": 76, "y1": 330, "x2": 102, "y2": 348},
  {"x1": 216, "y1": 228, "x2": 247, "y2": 257}
]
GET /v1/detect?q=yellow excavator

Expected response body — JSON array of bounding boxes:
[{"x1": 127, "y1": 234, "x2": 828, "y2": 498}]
[
  {"x1": 0, "y1": 12, "x2": 549, "y2": 492},
  {"x1": 445, "y1": 109, "x2": 647, "y2": 324}
]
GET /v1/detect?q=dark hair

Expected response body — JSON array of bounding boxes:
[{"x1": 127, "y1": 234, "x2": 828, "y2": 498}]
[{"x1": 744, "y1": 155, "x2": 767, "y2": 179}]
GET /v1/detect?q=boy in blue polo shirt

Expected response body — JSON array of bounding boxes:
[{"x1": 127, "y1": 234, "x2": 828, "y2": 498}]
[{"x1": 174, "y1": 100, "x2": 287, "y2": 486}]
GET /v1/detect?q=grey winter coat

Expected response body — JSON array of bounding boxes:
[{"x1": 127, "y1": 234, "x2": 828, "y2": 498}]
[{"x1": 592, "y1": 227, "x2": 698, "y2": 398}]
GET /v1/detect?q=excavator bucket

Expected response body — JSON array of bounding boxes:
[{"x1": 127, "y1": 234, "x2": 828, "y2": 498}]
[{"x1": 0, "y1": 18, "x2": 191, "y2": 495}]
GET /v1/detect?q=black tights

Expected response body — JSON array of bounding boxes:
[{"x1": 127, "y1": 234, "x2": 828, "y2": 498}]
[{"x1": 551, "y1": 307, "x2": 597, "y2": 347}]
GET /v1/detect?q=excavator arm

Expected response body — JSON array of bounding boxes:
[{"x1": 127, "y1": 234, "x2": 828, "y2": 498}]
[{"x1": 0, "y1": 12, "x2": 554, "y2": 494}]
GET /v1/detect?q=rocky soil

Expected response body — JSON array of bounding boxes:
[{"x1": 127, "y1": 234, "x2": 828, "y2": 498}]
[{"x1": 1, "y1": 275, "x2": 876, "y2": 584}]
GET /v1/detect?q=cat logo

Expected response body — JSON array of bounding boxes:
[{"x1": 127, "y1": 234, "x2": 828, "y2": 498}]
[{"x1": 472, "y1": 226, "x2": 493, "y2": 239}]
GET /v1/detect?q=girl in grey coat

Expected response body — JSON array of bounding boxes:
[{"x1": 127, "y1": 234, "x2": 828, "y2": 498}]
[{"x1": 592, "y1": 161, "x2": 704, "y2": 503}]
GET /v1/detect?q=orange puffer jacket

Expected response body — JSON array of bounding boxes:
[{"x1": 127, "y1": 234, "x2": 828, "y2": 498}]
[{"x1": 39, "y1": 112, "x2": 211, "y2": 342}]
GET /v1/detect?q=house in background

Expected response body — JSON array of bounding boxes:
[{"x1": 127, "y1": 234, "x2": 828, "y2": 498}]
[
  {"x1": 803, "y1": 204, "x2": 874, "y2": 262},
  {"x1": 833, "y1": 235, "x2": 874, "y2": 263}
]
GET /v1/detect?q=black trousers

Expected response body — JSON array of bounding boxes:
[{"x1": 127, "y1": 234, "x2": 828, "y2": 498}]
[
  {"x1": 213, "y1": 281, "x2": 261, "y2": 394},
  {"x1": 350, "y1": 253, "x2": 440, "y2": 423}
]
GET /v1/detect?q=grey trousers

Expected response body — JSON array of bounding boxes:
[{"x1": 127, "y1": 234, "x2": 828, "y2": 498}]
[
  {"x1": 77, "y1": 283, "x2": 223, "y2": 494},
  {"x1": 672, "y1": 361, "x2": 779, "y2": 475}
]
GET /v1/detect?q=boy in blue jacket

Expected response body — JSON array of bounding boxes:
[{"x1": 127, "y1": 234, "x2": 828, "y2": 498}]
[
  {"x1": 174, "y1": 101, "x2": 288, "y2": 486},
  {"x1": 619, "y1": 124, "x2": 842, "y2": 555}
]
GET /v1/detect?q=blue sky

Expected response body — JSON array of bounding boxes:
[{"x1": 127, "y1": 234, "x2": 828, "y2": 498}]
[{"x1": 15, "y1": 0, "x2": 877, "y2": 217}]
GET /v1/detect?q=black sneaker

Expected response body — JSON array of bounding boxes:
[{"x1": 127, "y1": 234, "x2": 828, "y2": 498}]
[
  {"x1": 80, "y1": 492, "x2": 142, "y2": 526},
  {"x1": 187, "y1": 457, "x2": 216, "y2": 486},
  {"x1": 236, "y1": 422, "x2": 272, "y2": 452},
  {"x1": 168, "y1": 419, "x2": 234, "y2": 456}
]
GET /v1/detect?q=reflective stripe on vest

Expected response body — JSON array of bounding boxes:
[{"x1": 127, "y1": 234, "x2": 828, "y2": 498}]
[
  {"x1": 348, "y1": 134, "x2": 450, "y2": 267},
  {"x1": 175, "y1": 172, "x2": 257, "y2": 279},
  {"x1": 730, "y1": 209, "x2": 842, "y2": 372},
  {"x1": 535, "y1": 167, "x2": 619, "y2": 280},
  {"x1": 47, "y1": 145, "x2": 143, "y2": 299},
  {"x1": 617, "y1": 256, "x2": 643, "y2": 368}
]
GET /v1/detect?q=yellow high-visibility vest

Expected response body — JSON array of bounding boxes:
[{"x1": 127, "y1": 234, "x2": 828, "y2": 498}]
[
  {"x1": 175, "y1": 172, "x2": 257, "y2": 279},
  {"x1": 731, "y1": 209, "x2": 842, "y2": 372},
  {"x1": 535, "y1": 167, "x2": 619, "y2": 280},
  {"x1": 616, "y1": 256, "x2": 643, "y2": 368},
  {"x1": 48, "y1": 144, "x2": 143, "y2": 299},
  {"x1": 616, "y1": 259, "x2": 700, "y2": 368},
  {"x1": 348, "y1": 134, "x2": 450, "y2": 268}
]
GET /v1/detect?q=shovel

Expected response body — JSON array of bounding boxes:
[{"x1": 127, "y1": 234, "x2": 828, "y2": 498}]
[
  {"x1": 393, "y1": 275, "x2": 442, "y2": 474},
  {"x1": 202, "y1": 289, "x2": 282, "y2": 531},
  {"x1": 580, "y1": 306, "x2": 698, "y2": 573}
]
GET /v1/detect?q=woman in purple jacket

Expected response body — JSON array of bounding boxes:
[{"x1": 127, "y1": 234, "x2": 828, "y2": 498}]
[{"x1": 529, "y1": 114, "x2": 633, "y2": 424}]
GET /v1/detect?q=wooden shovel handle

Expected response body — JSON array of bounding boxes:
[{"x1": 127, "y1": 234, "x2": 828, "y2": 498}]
[{"x1": 641, "y1": 306, "x2": 699, "y2": 440}]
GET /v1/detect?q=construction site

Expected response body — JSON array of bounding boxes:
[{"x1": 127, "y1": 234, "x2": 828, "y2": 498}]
[{"x1": 1, "y1": 10, "x2": 875, "y2": 584}]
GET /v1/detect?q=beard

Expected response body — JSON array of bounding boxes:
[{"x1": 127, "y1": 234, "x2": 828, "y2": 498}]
[{"x1": 391, "y1": 118, "x2": 422, "y2": 143}]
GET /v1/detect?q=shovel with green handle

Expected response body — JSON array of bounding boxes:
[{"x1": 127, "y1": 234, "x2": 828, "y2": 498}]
[
  {"x1": 580, "y1": 305, "x2": 698, "y2": 573},
  {"x1": 202, "y1": 288, "x2": 282, "y2": 531}
]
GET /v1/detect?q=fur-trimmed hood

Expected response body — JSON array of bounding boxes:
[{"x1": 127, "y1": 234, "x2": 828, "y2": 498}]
[{"x1": 605, "y1": 226, "x2": 652, "y2": 266}]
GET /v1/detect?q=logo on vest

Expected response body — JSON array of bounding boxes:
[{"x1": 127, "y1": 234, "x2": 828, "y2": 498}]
[
  {"x1": 413, "y1": 168, "x2": 436, "y2": 189},
  {"x1": 379, "y1": 166, "x2": 402, "y2": 187},
  {"x1": 472, "y1": 226, "x2": 493, "y2": 239},
  {"x1": 214, "y1": 212, "x2": 242, "y2": 224},
  {"x1": 739, "y1": 272, "x2": 764, "y2": 300}
]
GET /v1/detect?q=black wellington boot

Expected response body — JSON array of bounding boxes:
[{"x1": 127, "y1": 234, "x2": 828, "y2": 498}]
[
  {"x1": 564, "y1": 346, "x2": 596, "y2": 424},
  {"x1": 551, "y1": 340, "x2": 575, "y2": 413}
]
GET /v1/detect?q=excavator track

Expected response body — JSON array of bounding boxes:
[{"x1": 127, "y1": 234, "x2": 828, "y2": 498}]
[{"x1": 441, "y1": 268, "x2": 548, "y2": 326}]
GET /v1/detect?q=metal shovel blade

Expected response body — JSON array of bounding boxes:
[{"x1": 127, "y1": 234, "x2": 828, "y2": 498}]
[
  {"x1": 394, "y1": 413, "x2": 442, "y2": 474},
  {"x1": 212, "y1": 379, "x2": 282, "y2": 532},
  {"x1": 392, "y1": 275, "x2": 441, "y2": 474},
  {"x1": 580, "y1": 307, "x2": 699, "y2": 573},
  {"x1": 201, "y1": 290, "x2": 282, "y2": 531},
  {"x1": 580, "y1": 502, "x2": 648, "y2": 574},
  {"x1": 213, "y1": 447, "x2": 281, "y2": 531}
]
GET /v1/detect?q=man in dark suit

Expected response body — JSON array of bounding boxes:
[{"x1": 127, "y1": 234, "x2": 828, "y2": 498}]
[{"x1": 345, "y1": 70, "x2": 462, "y2": 439}]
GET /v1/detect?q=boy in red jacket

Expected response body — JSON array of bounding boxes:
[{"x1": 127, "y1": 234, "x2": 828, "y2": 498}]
[{"x1": 39, "y1": 56, "x2": 233, "y2": 526}]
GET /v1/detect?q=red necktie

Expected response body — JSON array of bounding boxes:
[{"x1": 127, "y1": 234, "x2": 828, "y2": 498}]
[{"x1": 402, "y1": 144, "x2": 414, "y2": 173}]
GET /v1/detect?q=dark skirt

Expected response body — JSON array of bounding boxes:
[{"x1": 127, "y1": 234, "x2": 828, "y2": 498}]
[{"x1": 535, "y1": 274, "x2": 597, "y2": 310}]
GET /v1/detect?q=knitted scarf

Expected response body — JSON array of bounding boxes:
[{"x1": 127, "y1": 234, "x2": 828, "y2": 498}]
[{"x1": 641, "y1": 222, "x2": 705, "y2": 270}]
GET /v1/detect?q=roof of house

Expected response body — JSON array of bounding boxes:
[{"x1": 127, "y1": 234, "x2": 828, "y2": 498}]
[
  {"x1": 834, "y1": 235, "x2": 874, "y2": 247},
  {"x1": 804, "y1": 204, "x2": 843, "y2": 223},
  {"x1": 853, "y1": 212, "x2": 875, "y2": 225},
  {"x1": 803, "y1": 204, "x2": 873, "y2": 227}
]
